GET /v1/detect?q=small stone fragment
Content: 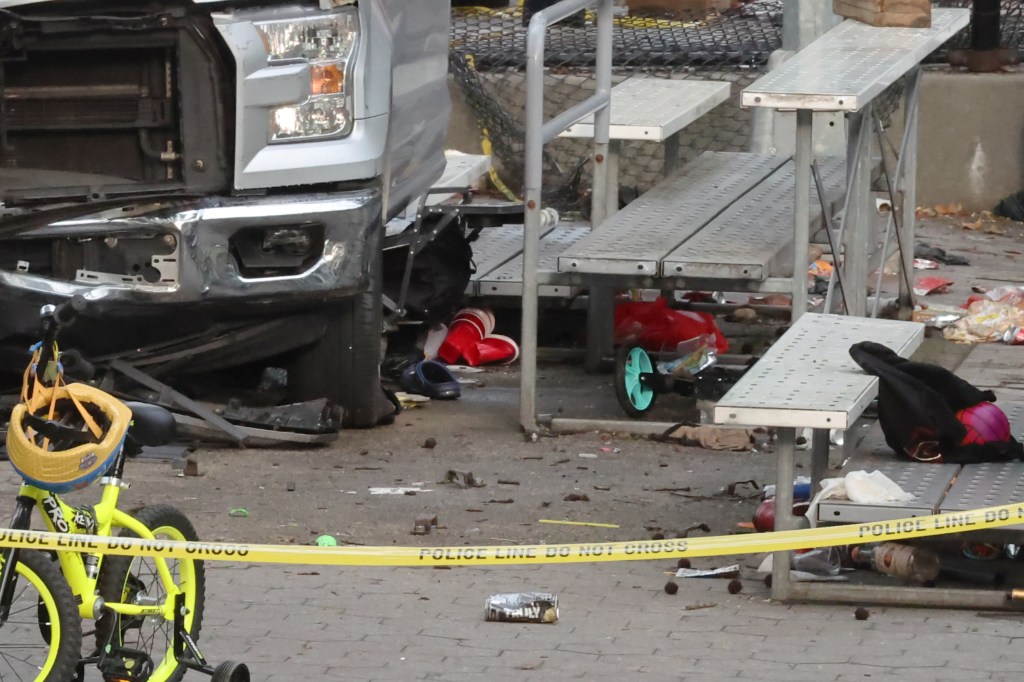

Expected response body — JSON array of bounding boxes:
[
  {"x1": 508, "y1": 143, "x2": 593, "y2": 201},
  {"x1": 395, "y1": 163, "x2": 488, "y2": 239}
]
[
  {"x1": 854, "y1": 607, "x2": 870, "y2": 621},
  {"x1": 423, "y1": 437, "x2": 437, "y2": 449},
  {"x1": 664, "y1": 581, "x2": 679, "y2": 595},
  {"x1": 727, "y1": 579, "x2": 742, "y2": 594}
]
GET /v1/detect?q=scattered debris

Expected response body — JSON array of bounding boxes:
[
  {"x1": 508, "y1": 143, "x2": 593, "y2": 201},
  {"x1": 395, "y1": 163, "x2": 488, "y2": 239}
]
[
  {"x1": 563, "y1": 493, "x2": 590, "y2": 502},
  {"x1": 683, "y1": 603, "x2": 717, "y2": 611},
  {"x1": 412, "y1": 513, "x2": 439, "y2": 535},
  {"x1": 497, "y1": 479, "x2": 520, "y2": 485},
  {"x1": 228, "y1": 508, "x2": 249, "y2": 518},
  {"x1": 721, "y1": 480, "x2": 760, "y2": 497},
  {"x1": 369, "y1": 486, "x2": 433, "y2": 495},
  {"x1": 664, "y1": 581, "x2": 679, "y2": 595},
  {"x1": 486, "y1": 499, "x2": 515, "y2": 504},
  {"x1": 914, "y1": 242, "x2": 970, "y2": 266},
  {"x1": 650, "y1": 532, "x2": 665, "y2": 540},
  {"x1": 678, "y1": 522, "x2": 712, "y2": 538},
  {"x1": 485, "y1": 593, "x2": 558, "y2": 624},
  {"x1": 598, "y1": 447, "x2": 621, "y2": 454},
  {"x1": 423, "y1": 437, "x2": 438, "y2": 449},
  {"x1": 314, "y1": 535, "x2": 337, "y2": 547},
  {"x1": 657, "y1": 424, "x2": 755, "y2": 451},
  {"x1": 995, "y1": 189, "x2": 1024, "y2": 221},
  {"x1": 913, "y1": 258, "x2": 940, "y2": 270},
  {"x1": 727, "y1": 579, "x2": 742, "y2": 594},
  {"x1": 593, "y1": 485, "x2": 611, "y2": 491},
  {"x1": 286, "y1": 481, "x2": 296, "y2": 492},
  {"x1": 854, "y1": 606, "x2": 871, "y2": 621},
  {"x1": 913, "y1": 276, "x2": 954, "y2": 296},
  {"x1": 440, "y1": 470, "x2": 486, "y2": 488},
  {"x1": 183, "y1": 457, "x2": 200, "y2": 477},
  {"x1": 677, "y1": 558, "x2": 692, "y2": 569},
  {"x1": 538, "y1": 519, "x2": 619, "y2": 529},
  {"x1": 675, "y1": 564, "x2": 740, "y2": 579},
  {"x1": 578, "y1": 453, "x2": 598, "y2": 459}
]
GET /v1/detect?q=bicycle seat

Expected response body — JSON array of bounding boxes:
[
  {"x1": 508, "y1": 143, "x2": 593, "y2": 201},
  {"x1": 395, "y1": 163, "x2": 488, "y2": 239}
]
[{"x1": 125, "y1": 402, "x2": 177, "y2": 447}]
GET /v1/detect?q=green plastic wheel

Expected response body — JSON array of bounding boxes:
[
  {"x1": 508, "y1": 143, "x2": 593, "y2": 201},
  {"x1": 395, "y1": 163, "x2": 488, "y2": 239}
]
[{"x1": 615, "y1": 346, "x2": 657, "y2": 418}]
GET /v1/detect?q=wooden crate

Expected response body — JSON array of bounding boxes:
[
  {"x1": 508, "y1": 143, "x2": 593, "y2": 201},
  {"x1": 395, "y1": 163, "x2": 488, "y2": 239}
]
[{"x1": 833, "y1": 0, "x2": 932, "y2": 28}]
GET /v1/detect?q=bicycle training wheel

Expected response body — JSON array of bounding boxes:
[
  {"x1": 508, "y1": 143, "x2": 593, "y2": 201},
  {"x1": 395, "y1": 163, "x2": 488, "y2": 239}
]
[
  {"x1": 0, "y1": 550, "x2": 82, "y2": 681},
  {"x1": 96, "y1": 505, "x2": 205, "y2": 682},
  {"x1": 615, "y1": 346, "x2": 657, "y2": 418}
]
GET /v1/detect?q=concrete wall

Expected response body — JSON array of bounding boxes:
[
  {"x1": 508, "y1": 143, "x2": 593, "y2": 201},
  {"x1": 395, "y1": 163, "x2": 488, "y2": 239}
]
[{"x1": 916, "y1": 67, "x2": 1024, "y2": 211}]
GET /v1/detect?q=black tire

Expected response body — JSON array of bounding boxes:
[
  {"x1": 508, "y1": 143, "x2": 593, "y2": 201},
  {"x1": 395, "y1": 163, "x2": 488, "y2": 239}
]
[
  {"x1": 289, "y1": 245, "x2": 394, "y2": 428},
  {"x1": 0, "y1": 550, "x2": 81, "y2": 682},
  {"x1": 212, "y1": 660, "x2": 251, "y2": 682},
  {"x1": 614, "y1": 345, "x2": 658, "y2": 418},
  {"x1": 96, "y1": 505, "x2": 205, "y2": 682}
]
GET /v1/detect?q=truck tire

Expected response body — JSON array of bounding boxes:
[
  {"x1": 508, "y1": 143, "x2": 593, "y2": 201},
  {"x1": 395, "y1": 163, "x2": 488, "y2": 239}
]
[{"x1": 289, "y1": 249, "x2": 395, "y2": 428}]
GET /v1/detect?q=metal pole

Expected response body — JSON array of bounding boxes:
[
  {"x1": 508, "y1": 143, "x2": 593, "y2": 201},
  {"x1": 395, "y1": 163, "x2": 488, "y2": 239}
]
[
  {"x1": 842, "y1": 106, "x2": 873, "y2": 317},
  {"x1": 520, "y1": 14, "x2": 548, "y2": 433},
  {"x1": 519, "y1": 0, "x2": 613, "y2": 432},
  {"x1": 771, "y1": 427, "x2": 797, "y2": 601},
  {"x1": 898, "y1": 68, "x2": 921, "y2": 318},
  {"x1": 585, "y1": 1, "x2": 614, "y2": 372},
  {"x1": 791, "y1": 109, "x2": 812, "y2": 320}
]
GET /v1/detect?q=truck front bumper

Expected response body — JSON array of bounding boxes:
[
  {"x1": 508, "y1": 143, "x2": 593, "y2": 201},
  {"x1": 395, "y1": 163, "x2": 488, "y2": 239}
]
[{"x1": 1, "y1": 189, "x2": 382, "y2": 312}]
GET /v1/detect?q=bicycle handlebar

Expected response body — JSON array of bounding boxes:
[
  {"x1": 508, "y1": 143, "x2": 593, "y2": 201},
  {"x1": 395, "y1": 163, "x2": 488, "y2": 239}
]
[{"x1": 35, "y1": 296, "x2": 88, "y2": 383}]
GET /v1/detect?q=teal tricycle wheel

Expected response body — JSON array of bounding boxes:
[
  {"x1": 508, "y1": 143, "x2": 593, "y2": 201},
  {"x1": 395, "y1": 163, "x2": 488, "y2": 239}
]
[{"x1": 615, "y1": 346, "x2": 658, "y2": 418}]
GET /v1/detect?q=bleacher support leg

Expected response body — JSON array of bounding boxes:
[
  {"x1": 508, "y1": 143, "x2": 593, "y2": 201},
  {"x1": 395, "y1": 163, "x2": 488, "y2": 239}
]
[
  {"x1": 586, "y1": 288, "x2": 615, "y2": 372},
  {"x1": 771, "y1": 427, "x2": 797, "y2": 602},
  {"x1": 842, "y1": 105, "x2": 874, "y2": 317},
  {"x1": 791, "y1": 109, "x2": 812, "y2": 320}
]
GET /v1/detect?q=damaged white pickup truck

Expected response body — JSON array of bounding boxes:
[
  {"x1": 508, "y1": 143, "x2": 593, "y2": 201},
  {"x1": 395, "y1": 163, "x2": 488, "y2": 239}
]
[{"x1": 0, "y1": 0, "x2": 451, "y2": 426}]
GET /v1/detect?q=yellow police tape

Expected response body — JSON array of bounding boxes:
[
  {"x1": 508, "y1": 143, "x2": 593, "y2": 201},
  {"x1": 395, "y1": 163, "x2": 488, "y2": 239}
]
[{"x1": 1, "y1": 501, "x2": 1022, "y2": 567}]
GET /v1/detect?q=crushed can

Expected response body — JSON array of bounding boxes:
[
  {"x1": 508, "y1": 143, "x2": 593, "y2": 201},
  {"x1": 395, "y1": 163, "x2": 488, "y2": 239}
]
[
  {"x1": 1003, "y1": 327, "x2": 1024, "y2": 345},
  {"x1": 484, "y1": 592, "x2": 559, "y2": 624}
]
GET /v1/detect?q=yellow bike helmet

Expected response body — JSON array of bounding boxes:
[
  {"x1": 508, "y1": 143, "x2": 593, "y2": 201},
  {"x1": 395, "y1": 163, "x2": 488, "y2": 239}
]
[{"x1": 7, "y1": 381, "x2": 132, "y2": 494}]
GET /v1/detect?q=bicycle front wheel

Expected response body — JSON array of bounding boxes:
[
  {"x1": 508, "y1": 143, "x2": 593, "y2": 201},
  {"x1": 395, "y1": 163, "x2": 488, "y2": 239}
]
[
  {"x1": 0, "y1": 550, "x2": 82, "y2": 682},
  {"x1": 96, "y1": 505, "x2": 205, "y2": 682}
]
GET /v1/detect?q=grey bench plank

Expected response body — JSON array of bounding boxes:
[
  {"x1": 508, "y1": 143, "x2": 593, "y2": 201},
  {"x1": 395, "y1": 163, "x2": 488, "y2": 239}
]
[
  {"x1": 478, "y1": 226, "x2": 589, "y2": 298},
  {"x1": 467, "y1": 224, "x2": 553, "y2": 295},
  {"x1": 557, "y1": 152, "x2": 788, "y2": 276},
  {"x1": 560, "y1": 78, "x2": 731, "y2": 141},
  {"x1": 714, "y1": 313, "x2": 925, "y2": 430},
  {"x1": 661, "y1": 156, "x2": 846, "y2": 280},
  {"x1": 816, "y1": 463, "x2": 960, "y2": 525},
  {"x1": 741, "y1": 8, "x2": 970, "y2": 112},
  {"x1": 940, "y1": 461, "x2": 1024, "y2": 531}
]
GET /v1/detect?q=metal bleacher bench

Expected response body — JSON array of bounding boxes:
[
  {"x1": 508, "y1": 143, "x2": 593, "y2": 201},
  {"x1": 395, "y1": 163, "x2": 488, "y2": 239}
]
[
  {"x1": 470, "y1": 149, "x2": 846, "y2": 297},
  {"x1": 715, "y1": 313, "x2": 1024, "y2": 609}
]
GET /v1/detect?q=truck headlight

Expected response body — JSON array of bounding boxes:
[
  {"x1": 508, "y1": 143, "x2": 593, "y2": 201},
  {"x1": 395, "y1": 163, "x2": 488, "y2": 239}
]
[{"x1": 254, "y1": 10, "x2": 358, "y2": 143}]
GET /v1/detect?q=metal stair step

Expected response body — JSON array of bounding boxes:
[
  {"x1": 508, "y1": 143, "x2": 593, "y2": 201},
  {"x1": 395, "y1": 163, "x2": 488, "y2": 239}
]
[{"x1": 558, "y1": 152, "x2": 789, "y2": 276}]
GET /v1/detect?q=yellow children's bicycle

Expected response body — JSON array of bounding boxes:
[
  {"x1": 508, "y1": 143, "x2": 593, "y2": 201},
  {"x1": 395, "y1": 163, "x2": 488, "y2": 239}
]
[{"x1": 0, "y1": 301, "x2": 248, "y2": 682}]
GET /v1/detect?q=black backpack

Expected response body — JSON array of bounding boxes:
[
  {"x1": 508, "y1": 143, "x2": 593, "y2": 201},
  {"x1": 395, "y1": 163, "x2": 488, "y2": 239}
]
[{"x1": 849, "y1": 341, "x2": 1023, "y2": 464}]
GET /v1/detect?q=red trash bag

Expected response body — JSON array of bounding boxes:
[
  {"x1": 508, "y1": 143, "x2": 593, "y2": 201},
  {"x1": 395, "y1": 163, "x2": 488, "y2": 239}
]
[{"x1": 613, "y1": 297, "x2": 728, "y2": 354}]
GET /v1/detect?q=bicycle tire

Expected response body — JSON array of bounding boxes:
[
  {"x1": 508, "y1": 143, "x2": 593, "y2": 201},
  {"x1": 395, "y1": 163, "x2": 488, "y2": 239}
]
[
  {"x1": 95, "y1": 505, "x2": 205, "y2": 682},
  {"x1": 0, "y1": 550, "x2": 82, "y2": 682},
  {"x1": 615, "y1": 346, "x2": 658, "y2": 418}
]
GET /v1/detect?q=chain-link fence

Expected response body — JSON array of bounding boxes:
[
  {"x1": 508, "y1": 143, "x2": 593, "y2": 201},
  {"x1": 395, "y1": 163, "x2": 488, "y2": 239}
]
[{"x1": 449, "y1": 1, "x2": 1024, "y2": 210}]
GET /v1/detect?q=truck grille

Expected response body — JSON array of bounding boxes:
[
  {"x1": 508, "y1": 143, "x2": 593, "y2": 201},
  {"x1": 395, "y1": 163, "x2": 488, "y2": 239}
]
[
  {"x1": 3, "y1": 47, "x2": 179, "y2": 183},
  {"x1": 0, "y1": 4, "x2": 232, "y2": 204}
]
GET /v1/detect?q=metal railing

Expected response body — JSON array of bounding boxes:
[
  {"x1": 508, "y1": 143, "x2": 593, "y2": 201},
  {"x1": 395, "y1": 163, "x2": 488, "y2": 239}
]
[{"x1": 520, "y1": 0, "x2": 614, "y2": 433}]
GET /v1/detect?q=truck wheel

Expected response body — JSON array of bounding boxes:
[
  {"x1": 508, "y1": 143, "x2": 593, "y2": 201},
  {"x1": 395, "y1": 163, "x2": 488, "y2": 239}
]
[{"x1": 289, "y1": 251, "x2": 395, "y2": 428}]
